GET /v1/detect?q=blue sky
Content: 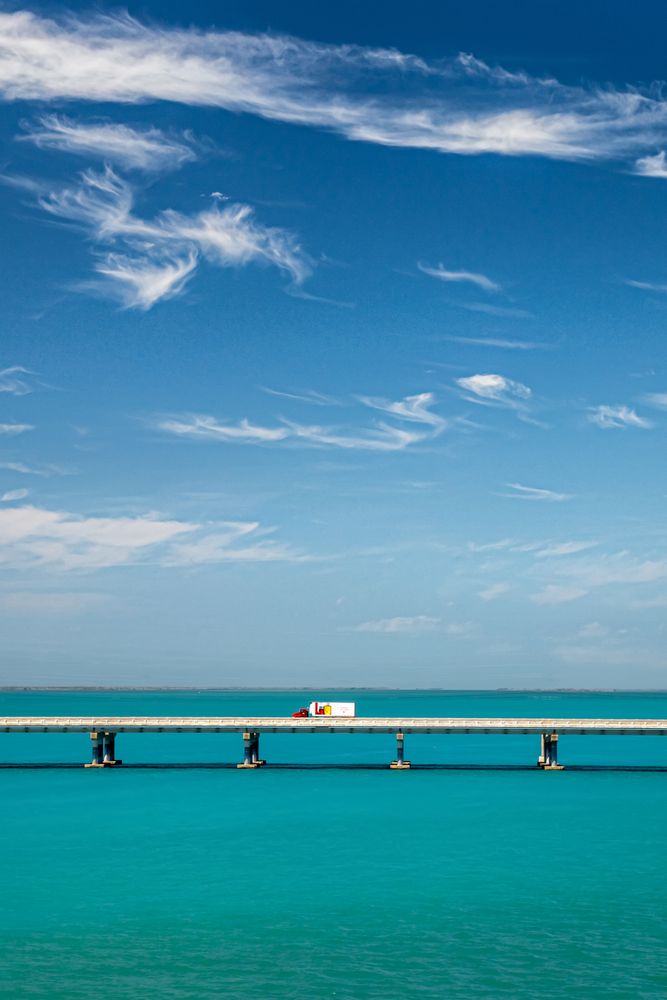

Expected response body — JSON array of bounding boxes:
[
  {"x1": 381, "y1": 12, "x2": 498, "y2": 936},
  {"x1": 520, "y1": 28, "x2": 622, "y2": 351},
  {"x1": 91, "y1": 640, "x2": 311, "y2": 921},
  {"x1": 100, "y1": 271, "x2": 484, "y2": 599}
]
[{"x1": 1, "y1": 1, "x2": 667, "y2": 687}]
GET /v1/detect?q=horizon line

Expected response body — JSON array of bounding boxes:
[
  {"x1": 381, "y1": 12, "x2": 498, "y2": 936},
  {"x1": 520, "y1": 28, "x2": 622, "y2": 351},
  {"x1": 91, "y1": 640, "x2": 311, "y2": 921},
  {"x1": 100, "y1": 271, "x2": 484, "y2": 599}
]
[{"x1": 1, "y1": 686, "x2": 666, "y2": 693}]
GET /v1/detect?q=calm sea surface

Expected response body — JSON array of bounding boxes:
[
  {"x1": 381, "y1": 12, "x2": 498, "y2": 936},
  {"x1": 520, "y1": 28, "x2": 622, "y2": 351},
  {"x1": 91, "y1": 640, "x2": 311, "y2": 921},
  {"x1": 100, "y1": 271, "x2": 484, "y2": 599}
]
[{"x1": 1, "y1": 690, "x2": 666, "y2": 999}]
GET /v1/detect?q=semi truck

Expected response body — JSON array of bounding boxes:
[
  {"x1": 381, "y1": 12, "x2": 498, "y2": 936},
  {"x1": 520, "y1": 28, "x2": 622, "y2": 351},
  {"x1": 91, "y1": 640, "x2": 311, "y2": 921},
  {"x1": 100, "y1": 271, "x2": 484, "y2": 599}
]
[{"x1": 292, "y1": 701, "x2": 356, "y2": 718}]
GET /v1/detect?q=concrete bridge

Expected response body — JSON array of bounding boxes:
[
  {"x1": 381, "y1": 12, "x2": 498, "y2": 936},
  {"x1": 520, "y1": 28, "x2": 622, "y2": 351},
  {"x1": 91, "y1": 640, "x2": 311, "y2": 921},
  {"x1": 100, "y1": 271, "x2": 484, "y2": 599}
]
[{"x1": 1, "y1": 716, "x2": 666, "y2": 769}]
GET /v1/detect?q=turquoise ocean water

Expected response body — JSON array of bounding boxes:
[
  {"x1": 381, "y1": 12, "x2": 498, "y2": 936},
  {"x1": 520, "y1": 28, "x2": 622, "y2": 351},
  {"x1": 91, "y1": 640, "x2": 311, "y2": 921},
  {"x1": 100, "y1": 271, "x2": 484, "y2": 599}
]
[{"x1": 0, "y1": 690, "x2": 665, "y2": 999}]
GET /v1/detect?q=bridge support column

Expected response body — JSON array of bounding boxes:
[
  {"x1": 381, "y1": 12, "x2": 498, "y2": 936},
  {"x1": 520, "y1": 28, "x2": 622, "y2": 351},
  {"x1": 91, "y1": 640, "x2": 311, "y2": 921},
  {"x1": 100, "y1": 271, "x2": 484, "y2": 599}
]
[
  {"x1": 390, "y1": 731, "x2": 411, "y2": 769},
  {"x1": 102, "y1": 731, "x2": 121, "y2": 767},
  {"x1": 252, "y1": 732, "x2": 265, "y2": 766},
  {"x1": 85, "y1": 731, "x2": 104, "y2": 767},
  {"x1": 538, "y1": 732, "x2": 564, "y2": 770},
  {"x1": 237, "y1": 731, "x2": 264, "y2": 768}
]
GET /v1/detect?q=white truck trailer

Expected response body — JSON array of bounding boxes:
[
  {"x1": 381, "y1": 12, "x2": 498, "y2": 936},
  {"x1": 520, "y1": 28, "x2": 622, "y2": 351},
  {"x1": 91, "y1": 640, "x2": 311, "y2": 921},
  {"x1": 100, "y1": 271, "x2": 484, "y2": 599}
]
[{"x1": 292, "y1": 701, "x2": 356, "y2": 718}]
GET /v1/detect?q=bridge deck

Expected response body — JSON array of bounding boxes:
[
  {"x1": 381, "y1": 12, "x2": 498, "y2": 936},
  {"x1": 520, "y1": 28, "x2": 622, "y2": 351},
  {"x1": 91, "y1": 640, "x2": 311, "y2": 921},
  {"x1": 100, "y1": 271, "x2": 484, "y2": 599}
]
[{"x1": 1, "y1": 717, "x2": 666, "y2": 735}]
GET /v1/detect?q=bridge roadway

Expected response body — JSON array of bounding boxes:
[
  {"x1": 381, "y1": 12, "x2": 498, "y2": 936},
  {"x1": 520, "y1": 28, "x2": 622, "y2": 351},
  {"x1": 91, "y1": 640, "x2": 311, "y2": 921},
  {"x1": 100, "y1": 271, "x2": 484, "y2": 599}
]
[
  {"x1": 1, "y1": 717, "x2": 666, "y2": 734},
  {"x1": 2, "y1": 717, "x2": 665, "y2": 768}
]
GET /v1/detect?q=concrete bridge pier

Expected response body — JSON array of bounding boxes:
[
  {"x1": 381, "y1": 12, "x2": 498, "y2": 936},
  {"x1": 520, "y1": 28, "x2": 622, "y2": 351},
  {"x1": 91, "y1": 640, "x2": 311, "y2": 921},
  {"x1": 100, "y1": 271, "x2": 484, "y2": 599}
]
[
  {"x1": 85, "y1": 730, "x2": 122, "y2": 767},
  {"x1": 238, "y1": 731, "x2": 265, "y2": 768},
  {"x1": 102, "y1": 731, "x2": 121, "y2": 766},
  {"x1": 538, "y1": 732, "x2": 564, "y2": 770},
  {"x1": 85, "y1": 731, "x2": 104, "y2": 767},
  {"x1": 390, "y1": 731, "x2": 411, "y2": 769}
]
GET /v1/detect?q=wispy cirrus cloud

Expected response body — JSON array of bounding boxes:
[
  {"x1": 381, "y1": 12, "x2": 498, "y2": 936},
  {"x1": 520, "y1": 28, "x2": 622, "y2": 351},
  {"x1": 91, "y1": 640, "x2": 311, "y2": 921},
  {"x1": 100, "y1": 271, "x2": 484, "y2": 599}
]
[
  {"x1": 624, "y1": 278, "x2": 667, "y2": 293},
  {"x1": 470, "y1": 537, "x2": 591, "y2": 555},
  {"x1": 501, "y1": 483, "x2": 572, "y2": 502},
  {"x1": 469, "y1": 538, "x2": 667, "y2": 608},
  {"x1": 95, "y1": 250, "x2": 198, "y2": 310},
  {"x1": 0, "y1": 488, "x2": 29, "y2": 502},
  {"x1": 158, "y1": 413, "x2": 430, "y2": 452},
  {"x1": 461, "y1": 302, "x2": 532, "y2": 319},
  {"x1": 352, "y1": 615, "x2": 441, "y2": 634},
  {"x1": 577, "y1": 622, "x2": 610, "y2": 639},
  {"x1": 0, "y1": 422, "x2": 33, "y2": 435},
  {"x1": 0, "y1": 366, "x2": 35, "y2": 395},
  {"x1": 0, "y1": 505, "x2": 304, "y2": 570},
  {"x1": 19, "y1": 115, "x2": 199, "y2": 172},
  {"x1": 0, "y1": 505, "x2": 194, "y2": 570},
  {"x1": 357, "y1": 391, "x2": 447, "y2": 429},
  {"x1": 587, "y1": 404, "x2": 653, "y2": 429},
  {"x1": 442, "y1": 335, "x2": 548, "y2": 351},
  {"x1": 552, "y1": 552, "x2": 667, "y2": 589},
  {"x1": 17, "y1": 166, "x2": 309, "y2": 309},
  {"x1": 0, "y1": 461, "x2": 69, "y2": 477},
  {"x1": 468, "y1": 539, "x2": 514, "y2": 552},
  {"x1": 633, "y1": 150, "x2": 667, "y2": 178},
  {"x1": 4, "y1": 11, "x2": 667, "y2": 165},
  {"x1": 285, "y1": 422, "x2": 427, "y2": 451},
  {"x1": 529, "y1": 552, "x2": 667, "y2": 608},
  {"x1": 158, "y1": 415, "x2": 290, "y2": 443},
  {"x1": 156, "y1": 392, "x2": 446, "y2": 452},
  {"x1": 479, "y1": 582, "x2": 511, "y2": 600},
  {"x1": 533, "y1": 541, "x2": 596, "y2": 557},
  {"x1": 531, "y1": 584, "x2": 588, "y2": 605},
  {"x1": 164, "y1": 523, "x2": 309, "y2": 566},
  {"x1": 642, "y1": 392, "x2": 667, "y2": 410},
  {"x1": 418, "y1": 262, "x2": 501, "y2": 292},
  {"x1": 455, "y1": 373, "x2": 532, "y2": 409},
  {"x1": 261, "y1": 387, "x2": 340, "y2": 407}
]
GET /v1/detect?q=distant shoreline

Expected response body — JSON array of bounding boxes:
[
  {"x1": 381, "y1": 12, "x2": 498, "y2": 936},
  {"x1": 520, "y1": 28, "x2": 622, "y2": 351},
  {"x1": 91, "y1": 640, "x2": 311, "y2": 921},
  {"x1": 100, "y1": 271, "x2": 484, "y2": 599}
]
[{"x1": 1, "y1": 687, "x2": 666, "y2": 694}]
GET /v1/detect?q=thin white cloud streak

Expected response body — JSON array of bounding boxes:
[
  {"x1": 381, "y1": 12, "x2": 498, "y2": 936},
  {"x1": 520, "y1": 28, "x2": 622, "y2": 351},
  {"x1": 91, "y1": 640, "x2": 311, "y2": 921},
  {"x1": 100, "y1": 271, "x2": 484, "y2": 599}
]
[
  {"x1": 531, "y1": 585, "x2": 588, "y2": 605},
  {"x1": 633, "y1": 150, "x2": 667, "y2": 178},
  {"x1": 26, "y1": 167, "x2": 308, "y2": 309},
  {"x1": 261, "y1": 387, "x2": 340, "y2": 407},
  {"x1": 0, "y1": 488, "x2": 29, "y2": 502},
  {"x1": 534, "y1": 541, "x2": 596, "y2": 557},
  {"x1": 357, "y1": 391, "x2": 446, "y2": 429},
  {"x1": 468, "y1": 539, "x2": 514, "y2": 552},
  {"x1": 3, "y1": 12, "x2": 667, "y2": 164},
  {"x1": 0, "y1": 422, "x2": 33, "y2": 435},
  {"x1": 164, "y1": 524, "x2": 309, "y2": 566},
  {"x1": 443, "y1": 336, "x2": 548, "y2": 351},
  {"x1": 527, "y1": 552, "x2": 667, "y2": 609},
  {"x1": 576, "y1": 622, "x2": 610, "y2": 639},
  {"x1": 470, "y1": 537, "x2": 592, "y2": 555},
  {"x1": 418, "y1": 262, "x2": 501, "y2": 292},
  {"x1": 158, "y1": 415, "x2": 290, "y2": 443},
  {"x1": 469, "y1": 538, "x2": 667, "y2": 604},
  {"x1": 285, "y1": 421, "x2": 427, "y2": 451},
  {"x1": 0, "y1": 461, "x2": 67, "y2": 477},
  {"x1": 157, "y1": 393, "x2": 443, "y2": 451},
  {"x1": 502, "y1": 483, "x2": 572, "y2": 502},
  {"x1": 588, "y1": 404, "x2": 653, "y2": 429},
  {"x1": 455, "y1": 373, "x2": 532, "y2": 409},
  {"x1": 553, "y1": 553, "x2": 667, "y2": 588},
  {"x1": 19, "y1": 115, "x2": 198, "y2": 171},
  {"x1": 0, "y1": 366, "x2": 35, "y2": 395},
  {"x1": 642, "y1": 392, "x2": 667, "y2": 410},
  {"x1": 624, "y1": 279, "x2": 667, "y2": 293},
  {"x1": 352, "y1": 615, "x2": 441, "y2": 634},
  {"x1": 0, "y1": 505, "x2": 304, "y2": 570},
  {"x1": 479, "y1": 582, "x2": 510, "y2": 600},
  {"x1": 461, "y1": 302, "x2": 532, "y2": 318}
]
